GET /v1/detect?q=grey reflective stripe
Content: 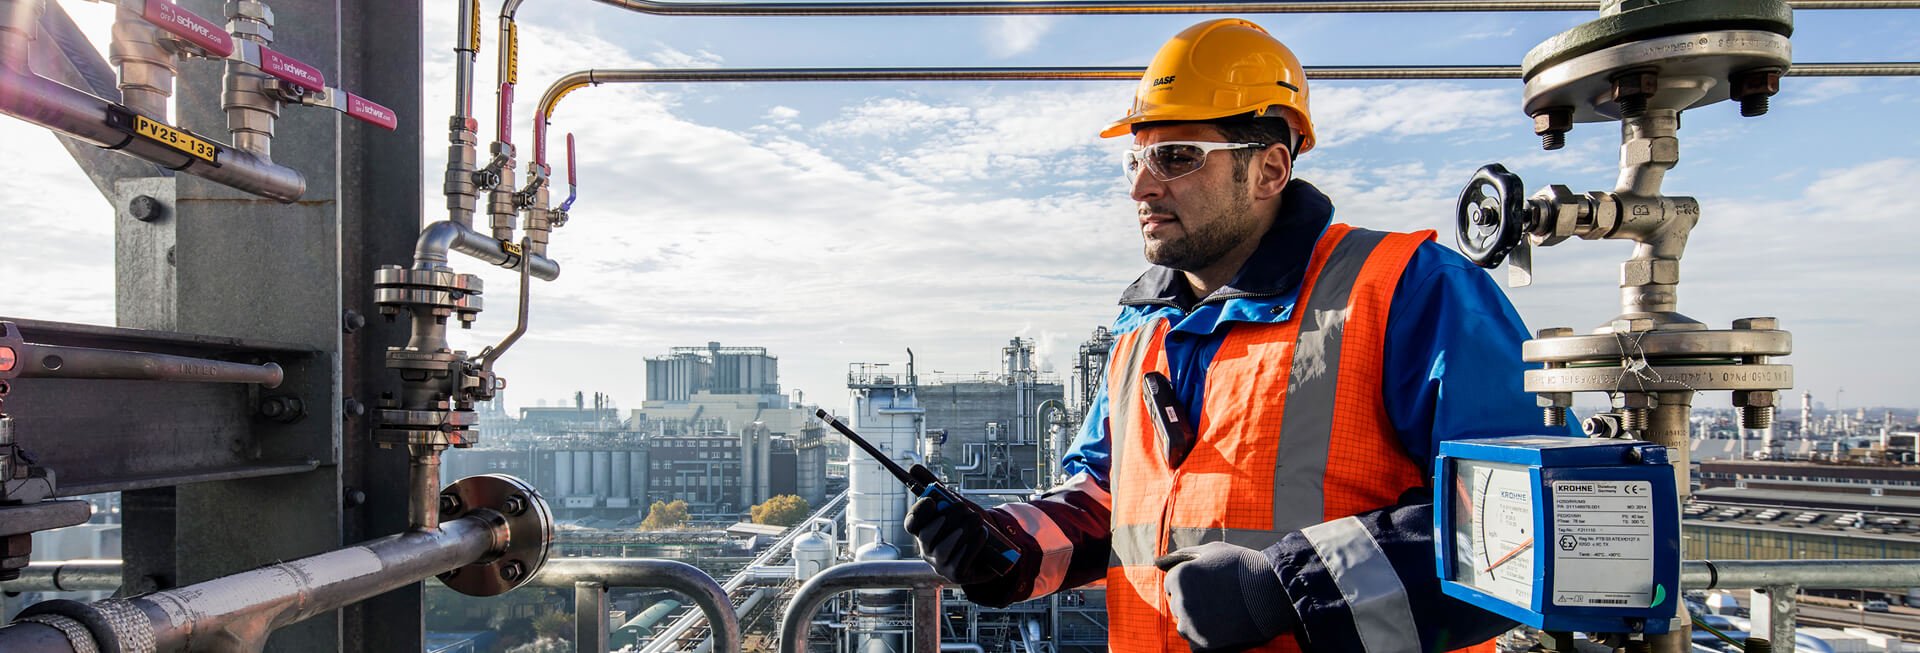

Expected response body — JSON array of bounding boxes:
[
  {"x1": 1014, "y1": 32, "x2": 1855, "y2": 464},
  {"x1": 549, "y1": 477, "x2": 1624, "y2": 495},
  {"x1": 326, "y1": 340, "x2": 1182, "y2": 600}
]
[
  {"x1": 1110, "y1": 525, "x2": 1288, "y2": 566},
  {"x1": 1300, "y1": 516, "x2": 1420, "y2": 653},
  {"x1": 1271, "y1": 229, "x2": 1386, "y2": 532},
  {"x1": 1111, "y1": 523, "x2": 1158, "y2": 568},
  {"x1": 1106, "y1": 318, "x2": 1164, "y2": 497}
]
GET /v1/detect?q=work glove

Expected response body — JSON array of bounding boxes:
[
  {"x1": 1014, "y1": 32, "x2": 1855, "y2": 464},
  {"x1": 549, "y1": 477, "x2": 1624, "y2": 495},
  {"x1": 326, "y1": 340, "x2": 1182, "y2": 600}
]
[
  {"x1": 904, "y1": 495, "x2": 1010, "y2": 586},
  {"x1": 1156, "y1": 542, "x2": 1296, "y2": 652}
]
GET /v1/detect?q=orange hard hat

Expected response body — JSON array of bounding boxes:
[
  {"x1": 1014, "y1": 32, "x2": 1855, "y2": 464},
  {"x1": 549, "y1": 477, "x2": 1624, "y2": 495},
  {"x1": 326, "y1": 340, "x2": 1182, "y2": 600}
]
[{"x1": 1102, "y1": 18, "x2": 1316, "y2": 155}]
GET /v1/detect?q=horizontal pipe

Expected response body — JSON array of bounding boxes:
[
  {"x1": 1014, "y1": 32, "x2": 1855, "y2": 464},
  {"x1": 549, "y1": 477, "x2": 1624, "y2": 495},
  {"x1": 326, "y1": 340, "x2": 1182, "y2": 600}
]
[
  {"x1": 0, "y1": 560, "x2": 122, "y2": 593},
  {"x1": 413, "y1": 220, "x2": 562, "y2": 281},
  {"x1": 13, "y1": 343, "x2": 283, "y2": 388},
  {"x1": 0, "y1": 515, "x2": 506, "y2": 653},
  {"x1": 532, "y1": 62, "x2": 1920, "y2": 160},
  {"x1": 1683, "y1": 559, "x2": 1920, "y2": 591},
  {"x1": 532, "y1": 558, "x2": 740, "y2": 653},
  {"x1": 590, "y1": 0, "x2": 1920, "y2": 16},
  {"x1": 780, "y1": 560, "x2": 946, "y2": 653}
]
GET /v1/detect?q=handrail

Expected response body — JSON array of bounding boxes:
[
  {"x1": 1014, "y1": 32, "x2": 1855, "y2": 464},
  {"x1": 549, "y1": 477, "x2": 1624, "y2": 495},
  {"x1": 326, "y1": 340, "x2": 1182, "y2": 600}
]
[
  {"x1": 779, "y1": 560, "x2": 946, "y2": 653},
  {"x1": 530, "y1": 558, "x2": 741, "y2": 653},
  {"x1": 530, "y1": 63, "x2": 1920, "y2": 164},
  {"x1": 1683, "y1": 559, "x2": 1920, "y2": 590},
  {"x1": 589, "y1": 0, "x2": 1920, "y2": 16}
]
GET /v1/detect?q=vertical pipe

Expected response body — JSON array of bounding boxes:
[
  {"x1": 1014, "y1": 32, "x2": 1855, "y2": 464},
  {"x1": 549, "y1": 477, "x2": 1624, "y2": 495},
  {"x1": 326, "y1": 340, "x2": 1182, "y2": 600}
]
[
  {"x1": 911, "y1": 586, "x2": 942, "y2": 653},
  {"x1": 108, "y1": 6, "x2": 173, "y2": 119},
  {"x1": 410, "y1": 451, "x2": 442, "y2": 531},
  {"x1": 1648, "y1": 391, "x2": 1692, "y2": 653},
  {"x1": 445, "y1": 0, "x2": 481, "y2": 227},
  {"x1": 576, "y1": 581, "x2": 609, "y2": 653},
  {"x1": 1749, "y1": 584, "x2": 1797, "y2": 649},
  {"x1": 223, "y1": 1, "x2": 278, "y2": 156}
]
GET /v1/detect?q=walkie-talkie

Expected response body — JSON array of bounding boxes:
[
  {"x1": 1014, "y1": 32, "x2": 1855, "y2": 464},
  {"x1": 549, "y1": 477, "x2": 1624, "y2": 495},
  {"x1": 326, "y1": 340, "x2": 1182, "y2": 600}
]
[{"x1": 815, "y1": 409, "x2": 1022, "y2": 577}]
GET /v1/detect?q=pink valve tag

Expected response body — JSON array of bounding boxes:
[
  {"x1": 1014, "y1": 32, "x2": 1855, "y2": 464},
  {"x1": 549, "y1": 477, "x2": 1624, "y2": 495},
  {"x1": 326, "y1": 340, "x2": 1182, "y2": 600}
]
[
  {"x1": 345, "y1": 93, "x2": 398, "y2": 130},
  {"x1": 143, "y1": 0, "x2": 234, "y2": 58},
  {"x1": 258, "y1": 45, "x2": 327, "y2": 95}
]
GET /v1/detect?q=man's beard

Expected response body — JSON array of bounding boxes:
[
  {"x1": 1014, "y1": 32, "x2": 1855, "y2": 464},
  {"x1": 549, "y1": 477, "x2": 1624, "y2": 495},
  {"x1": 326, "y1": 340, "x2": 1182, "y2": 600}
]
[{"x1": 1142, "y1": 191, "x2": 1257, "y2": 272}]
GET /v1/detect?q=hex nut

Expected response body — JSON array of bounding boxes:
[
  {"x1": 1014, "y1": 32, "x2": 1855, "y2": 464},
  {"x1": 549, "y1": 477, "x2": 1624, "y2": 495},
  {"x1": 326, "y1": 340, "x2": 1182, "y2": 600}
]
[
  {"x1": 1733, "y1": 390, "x2": 1777, "y2": 409},
  {"x1": 1651, "y1": 259, "x2": 1680, "y2": 285},
  {"x1": 504, "y1": 494, "x2": 528, "y2": 517},
  {"x1": 1613, "y1": 393, "x2": 1656, "y2": 410},
  {"x1": 439, "y1": 493, "x2": 462, "y2": 517},
  {"x1": 1537, "y1": 327, "x2": 1576, "y2": 339},
  {"x1": 1733, "y1": 317, "x2": 1779, "y2": 331},
  {"x1": 500, "y1": 561, "x2": 525, "y2": 582},
  {"x1": 1531, "y1": 184, "x2": 1581, "y2": 246},
  {"x1": 1581, "y1": 191, "x2": 1619, "y2": 239},
  {"x1": 1537, "y1": 392, "x2": 1573, "y2": 408}
]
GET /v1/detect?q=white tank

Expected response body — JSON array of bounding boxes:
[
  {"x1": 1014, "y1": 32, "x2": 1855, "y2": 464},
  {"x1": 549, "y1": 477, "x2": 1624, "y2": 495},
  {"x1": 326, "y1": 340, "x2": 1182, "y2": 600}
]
[
  {"x1": 792, "y1": 529, "x2": 836, "y2": 580},
  {"x1": 572, "y1": 451, "x2": 592, "y2": 495},
  {"x1": 853, "y1": 540, "x2": 908, "y2": 653},
  {"x1": 846, "y1": 387, "x2": 922, "y2": 554},
  {"x1": 554, "y1": 451, "x2": 574, "y2": 498}
]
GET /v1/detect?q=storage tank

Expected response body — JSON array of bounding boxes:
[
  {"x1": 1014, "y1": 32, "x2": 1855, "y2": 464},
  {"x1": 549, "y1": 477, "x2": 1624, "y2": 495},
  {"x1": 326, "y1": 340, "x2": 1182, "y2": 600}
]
[
  {"x1": 796, "y1": 442, "x2": 825, "y2": 506},
  {"x1": 853, "y1": 540, "x2": 907, "y2": 653},
  {"x1": 572, "y1": 451, "x2": 592, "y2": 495},
  {"x1": 846, "y1": 384, "x2": 922, "y2": 553},
  {"x1": 612, "y1": 451, "x2": 631, "y2": 499},
  {"x1": 554, "y1": 451, "x2": 574, "y2": 498},
  {"x1": 792, "y1": 528, "x2": 836, "y2": 580},
  {"x1": 593, "y1": 450, "x2": 613, "y2": 499}
]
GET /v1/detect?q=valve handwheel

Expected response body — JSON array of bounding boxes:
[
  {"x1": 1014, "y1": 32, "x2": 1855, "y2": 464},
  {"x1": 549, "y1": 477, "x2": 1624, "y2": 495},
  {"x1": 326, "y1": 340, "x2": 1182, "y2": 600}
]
[{"x1": 1455, "y1": 163, "x2": 1527, "y2": 269}]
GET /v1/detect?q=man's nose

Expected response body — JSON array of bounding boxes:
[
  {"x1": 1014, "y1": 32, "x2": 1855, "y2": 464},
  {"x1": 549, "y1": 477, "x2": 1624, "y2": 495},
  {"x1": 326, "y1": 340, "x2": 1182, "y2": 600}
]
[{"x1": 1130, "y1": 170, "x2": 1164, "y2": 203}]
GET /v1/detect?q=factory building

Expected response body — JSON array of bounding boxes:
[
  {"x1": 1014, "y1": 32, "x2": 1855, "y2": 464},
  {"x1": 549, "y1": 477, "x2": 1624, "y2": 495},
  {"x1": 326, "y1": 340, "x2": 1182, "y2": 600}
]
[
  {"x1": 1685, "y1": 460, "x2": 1920, "y2": 562},
  {"x1": 918, "y1": 339, "x2": 1068, "y2": 491}
]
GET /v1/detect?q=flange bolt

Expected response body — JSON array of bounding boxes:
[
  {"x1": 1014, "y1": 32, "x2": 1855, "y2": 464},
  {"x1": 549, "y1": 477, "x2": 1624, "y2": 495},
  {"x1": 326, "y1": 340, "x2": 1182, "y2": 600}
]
[
  {"x1": 1532, "y1": 107, "x2": 1573, "y2": 151},
  {"x1": 500, "y1": 561, "x2": 525, "y2": 582},
  {"x1": 1731, "y1": 68, "x2": 1782, "y2": 118},
  {"x1": 504, "y1": 493, "x2": 528, "y2": 516},
  {"x1": 439, "y1": 493, "x2": 462, "y2": 517},
  {"x1": 1611, "y1": 70, "x2": 1658, "y2": 120}
]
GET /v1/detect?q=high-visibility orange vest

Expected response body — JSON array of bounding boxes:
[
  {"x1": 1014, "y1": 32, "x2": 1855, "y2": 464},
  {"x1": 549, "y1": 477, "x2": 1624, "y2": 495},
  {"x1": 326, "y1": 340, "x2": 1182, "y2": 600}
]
[{"x1": 1101, "y1": 224, "x2": 1494, "y2": 653}]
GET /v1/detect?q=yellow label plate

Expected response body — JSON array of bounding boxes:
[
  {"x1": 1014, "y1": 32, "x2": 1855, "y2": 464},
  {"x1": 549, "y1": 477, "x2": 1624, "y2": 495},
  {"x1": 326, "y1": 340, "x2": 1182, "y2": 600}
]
[
  {"x1": 133, "y1": 115, "x2": 217, "y2": 163},
  {"x1": 502, "y1": 240, "x2": 524, "y2": 257}
]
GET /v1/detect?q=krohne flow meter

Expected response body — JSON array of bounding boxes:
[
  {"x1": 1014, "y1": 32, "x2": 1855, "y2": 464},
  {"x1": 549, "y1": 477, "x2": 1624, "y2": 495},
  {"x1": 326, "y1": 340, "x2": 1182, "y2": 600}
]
[{"x1": 1435, "y1": 436, "x2": 1679, "y2": 634}]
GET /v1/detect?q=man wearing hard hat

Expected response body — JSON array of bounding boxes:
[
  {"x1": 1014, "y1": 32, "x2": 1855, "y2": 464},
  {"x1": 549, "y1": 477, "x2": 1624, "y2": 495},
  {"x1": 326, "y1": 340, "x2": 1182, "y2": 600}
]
[{"x1": 907, "y1": 18, "x2": 1563, "y2": 653}]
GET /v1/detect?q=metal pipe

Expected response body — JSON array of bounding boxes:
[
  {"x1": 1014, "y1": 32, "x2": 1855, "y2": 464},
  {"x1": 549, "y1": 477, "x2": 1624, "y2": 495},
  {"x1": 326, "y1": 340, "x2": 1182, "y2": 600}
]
[
  {"x1": 0, "y1": 0, "x2": 304, "y2": 202},
  {"x1": 0, "y1": 514, "x2": 506, "y2": 652},
  {"x1": 529, "y1": 63, "x2": 1920, "y2": 165},
  {"x1": 588, "y1": 0, "x2": 1920, "y2": 16},
  {"x1": 446, "y1": 0, "x2": 483, "y2": 227},
  {"x1": 576, "y1": 581, "x2": 609, "y2": 653},
  {"x1": 412, "y1": 220, "x2": 561, "y2": 281},
  {"x1": 1647, "y1": 391, "x2": 1692, "y2": 653},
  {"x1": 108, "y1": 4, "x2": 173, "y2": 119},
  {"x1": 12, "y1": 343, "x2": 283, "y2": 388},
  {"x1": 911, "y1": 586, "x2": 942, "y2": 653},
  {"x1": 1682, "y1": 560, "x2": 1920, "y2": 590},
  {"x1": 222, "y1": 0, "x2": 278, "y2": 156},
  {"x1": 409, "y1": 452, "x2": 442, "y2": 531},
  {"x1": 0, "y1": 560, "x2": 123, "y2": 593},
  {"x1": 530, "y1": 558, "x2": 741, "y2": 653},
  {"x1": 780, "y1": 561, "x2": 945, "y2": 653}
]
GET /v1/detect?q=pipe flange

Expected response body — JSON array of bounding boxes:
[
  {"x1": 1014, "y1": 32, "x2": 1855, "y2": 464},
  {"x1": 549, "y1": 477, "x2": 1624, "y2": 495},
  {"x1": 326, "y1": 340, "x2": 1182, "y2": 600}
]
[
  {"x1": 437, "y1": 474, "x2": 552, "y2": 597},
  {"x1": 1526, "y1": 363, "x2": 1792, "y2": 394},
  {"x1": 373, "y1": 428, "x2": 477, "y2": 449},
  {"x1": 1523, "y1": 30, "x2": 1792, "y2": 123},
  {"x1": 373, "y1": 267, "x2": 485, "y2": 295},
  {"x1": 1521, "y1": 0, "x2": 1790, "y2": 81},
  {"x1": 373, "y1": 288, "x2": 484, "y2": 314},
  {"x1": 383, "y1": 348, "x2": 461, "y2": 371},
  {"x1": 374, "y1": 409, "x2": 478, "y2": 448},
  {"x1": 1523, "y1": 328, "x2": 1791, "y2": 365}
]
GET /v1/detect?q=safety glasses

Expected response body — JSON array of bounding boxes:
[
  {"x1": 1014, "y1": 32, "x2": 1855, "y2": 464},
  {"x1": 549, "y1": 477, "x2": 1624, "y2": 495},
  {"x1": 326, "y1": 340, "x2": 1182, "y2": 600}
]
[{"x1": 1122, "y1": 141, "x2": 1269, "y2": 183}]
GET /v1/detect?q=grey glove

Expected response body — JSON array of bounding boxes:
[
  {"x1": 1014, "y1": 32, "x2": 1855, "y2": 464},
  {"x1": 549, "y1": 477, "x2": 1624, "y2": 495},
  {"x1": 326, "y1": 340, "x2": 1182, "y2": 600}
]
[
  {"x1": 1155, "y1": 542, "x2": 1296, "y2": 652},
  {"x1": 904, "y1": 495, "x2": 1009, "y2": 586}
]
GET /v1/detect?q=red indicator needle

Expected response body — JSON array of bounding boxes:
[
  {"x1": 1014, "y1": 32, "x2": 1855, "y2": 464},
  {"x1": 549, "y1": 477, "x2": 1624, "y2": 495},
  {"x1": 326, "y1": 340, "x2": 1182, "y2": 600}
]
[{"x1": 1483, "y1": 537, "x2": 1533, "y2": 574}]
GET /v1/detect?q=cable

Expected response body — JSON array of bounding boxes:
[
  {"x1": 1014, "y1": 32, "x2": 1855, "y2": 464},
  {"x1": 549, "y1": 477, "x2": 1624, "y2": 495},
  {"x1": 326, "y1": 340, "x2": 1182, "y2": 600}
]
[{"x1": 1690, "y1": 613, "x2": 1744, "y2": 649}]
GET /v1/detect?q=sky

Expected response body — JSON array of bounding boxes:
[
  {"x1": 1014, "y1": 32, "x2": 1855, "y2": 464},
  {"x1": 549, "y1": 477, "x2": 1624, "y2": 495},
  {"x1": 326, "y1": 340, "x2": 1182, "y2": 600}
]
[{"x1": 4, "y1": 3, "x2": 1919, "y2": 416}]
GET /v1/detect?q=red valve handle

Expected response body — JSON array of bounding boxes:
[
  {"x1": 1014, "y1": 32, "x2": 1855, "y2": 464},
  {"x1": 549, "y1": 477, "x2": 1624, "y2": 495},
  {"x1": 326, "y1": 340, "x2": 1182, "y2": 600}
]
[
  {"x1": 142, "y1": 0, "x2": 234, "y2": 58},
  {"x1": 345, "y1": 93, "x2": 398, "y2": 131},
  {"x1": 257, "y1": 45, "x2": 327, "y2": 95}
]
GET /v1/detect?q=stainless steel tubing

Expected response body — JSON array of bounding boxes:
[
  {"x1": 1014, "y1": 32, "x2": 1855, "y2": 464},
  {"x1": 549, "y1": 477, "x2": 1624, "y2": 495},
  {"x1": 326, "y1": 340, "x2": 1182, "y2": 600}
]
[
  {"x1": 108, "y1": 4, "x2": 174, "y2": 119},
  {"x1": 779, "y1": 560, "x2": 946, "y2": 653},
  {"x1": 0, "y1": 560, "x2": 123, "y2": 593},
  {"x1": 1683, "y1": 560, "x2": 1920, "y2": 590},
  {"x1": 13, "y1": 343, "x2": 284, "y2": 387},
  {"x1": 589, "y1": 0, "x2": 1920, "y2": 16},
  {"x1": 531, "y1": 558, "x2": 741, "y2": 653},
  {"x1": 412, "y1": 220, "x2": 562, "y2": 281},
  {"x1": 0, "y1": 515, "x2": 507, "y2": 652},
  {"x1": 0, "y1": 0, "x2": 304, "y2": 202},
  {"x1": 410, "y1": 452, "x2": 442, "y2": 531}
]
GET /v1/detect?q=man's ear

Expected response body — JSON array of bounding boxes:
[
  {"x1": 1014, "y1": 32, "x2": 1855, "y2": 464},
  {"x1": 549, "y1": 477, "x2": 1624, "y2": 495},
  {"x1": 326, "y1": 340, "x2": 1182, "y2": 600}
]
[{"x1": 1252, "y1": 145, "x2": 1292, "y2": 200}]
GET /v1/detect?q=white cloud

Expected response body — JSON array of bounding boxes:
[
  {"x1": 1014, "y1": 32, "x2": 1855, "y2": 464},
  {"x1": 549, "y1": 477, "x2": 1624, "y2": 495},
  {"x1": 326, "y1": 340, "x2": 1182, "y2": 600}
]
[
  {"x1": 1785, "y1": 78, "x2": 1866, "y2": 107},
  {"x1": 647, "y1": 46, "x2": 724, "y2": 69},
  {"x1": 986, "y1": 16, "x2": 1058, "y2": 58},
  {"x1": 817, "y1": 98, "x2": 973, "y2": 138},
  {"x1": 764, "y1": 105, "x2": 800, "y2": 122},
  {"x1": 1312, "y1": 83, "x2": 1515, "y2": 148}
]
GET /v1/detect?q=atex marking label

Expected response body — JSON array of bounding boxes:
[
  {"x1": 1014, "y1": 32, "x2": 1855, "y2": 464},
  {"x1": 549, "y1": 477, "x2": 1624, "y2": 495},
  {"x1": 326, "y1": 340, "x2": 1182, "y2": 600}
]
[{"x1": 1550, "y1": 480, "x2": 1655, "y2": 607}]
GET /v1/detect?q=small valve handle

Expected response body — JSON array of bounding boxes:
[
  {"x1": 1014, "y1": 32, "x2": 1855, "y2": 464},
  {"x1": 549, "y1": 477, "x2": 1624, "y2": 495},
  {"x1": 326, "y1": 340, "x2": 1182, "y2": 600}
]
[
  {"x1": 1455, "y1": 163, "x2": 1527, "y2": 269},
  {"x1": 557, "y1": 133, "x2": 578, "y2": 213},
  {"x1": 343, "y1": 92, "x2": 397, "y2": 130},
  {"x1": 138, "y1": 0, "x2": 235, "y2": 58}
]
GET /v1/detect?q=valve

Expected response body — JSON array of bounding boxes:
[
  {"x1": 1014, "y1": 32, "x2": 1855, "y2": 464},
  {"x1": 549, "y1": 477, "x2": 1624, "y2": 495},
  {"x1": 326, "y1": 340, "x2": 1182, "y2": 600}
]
[
  {"x1": 1455, "y1": 164, "x2": 1529, "y2": 269},
  {"x1": 555, "y1": 133, "x2": 578, "y2": 223}
]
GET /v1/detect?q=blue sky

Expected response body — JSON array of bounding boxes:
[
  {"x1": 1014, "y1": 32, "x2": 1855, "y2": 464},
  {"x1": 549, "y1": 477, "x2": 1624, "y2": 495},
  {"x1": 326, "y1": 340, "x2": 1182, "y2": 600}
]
[{"x1": 4, "y1": 3, "x2": 1918, "y2": 416}]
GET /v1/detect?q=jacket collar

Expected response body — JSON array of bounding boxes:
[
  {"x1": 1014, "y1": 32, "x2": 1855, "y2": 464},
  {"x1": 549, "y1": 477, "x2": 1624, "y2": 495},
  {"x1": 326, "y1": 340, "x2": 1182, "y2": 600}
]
[{"x1": 1118, "y1": 178, "x2": 1335, "y2": 311}]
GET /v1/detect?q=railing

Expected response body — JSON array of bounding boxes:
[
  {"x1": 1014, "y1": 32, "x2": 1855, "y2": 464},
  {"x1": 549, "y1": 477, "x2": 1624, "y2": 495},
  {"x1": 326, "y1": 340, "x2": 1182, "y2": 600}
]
[
  {"x1": 779, "y1": 561, "x2": 947, "y2": 653},
  {"x1": 529, "y1": 558, "x2": 741, "y2": 653}
]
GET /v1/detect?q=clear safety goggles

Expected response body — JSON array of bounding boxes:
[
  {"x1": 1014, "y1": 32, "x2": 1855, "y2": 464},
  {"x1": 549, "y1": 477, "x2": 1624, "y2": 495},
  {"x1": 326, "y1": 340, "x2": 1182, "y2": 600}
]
[{"x1": 1122, "y1": 141, "x2": 1269, "y2": 183}]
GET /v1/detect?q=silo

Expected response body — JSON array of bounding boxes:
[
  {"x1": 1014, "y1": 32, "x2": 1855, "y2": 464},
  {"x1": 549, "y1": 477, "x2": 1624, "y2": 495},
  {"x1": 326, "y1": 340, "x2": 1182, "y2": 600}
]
[
  {"x1": 572, "y1": 451, "x2": 593, "y2": 496},
  {"x1": 846, "y1": 384, "x2": 922, "y2": 554},
  {"x1": 796, "y1": 444, "x2": 825, "y2": 506},
  {"x1": 593, "y1": 450, "x2": 613, "y2": 499},
  {"x1": 612, "y1": 451, "x2": 631, "y2": 500},
  {"x1": 554, "y1": 451, "x2": 575, "y2": 498},
  {"x1": 632, "y1": 447, "x2": 649, "y2": 505},
  {"x1": 791, "y1": 529, "x2": 836, "y2": 580}
]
